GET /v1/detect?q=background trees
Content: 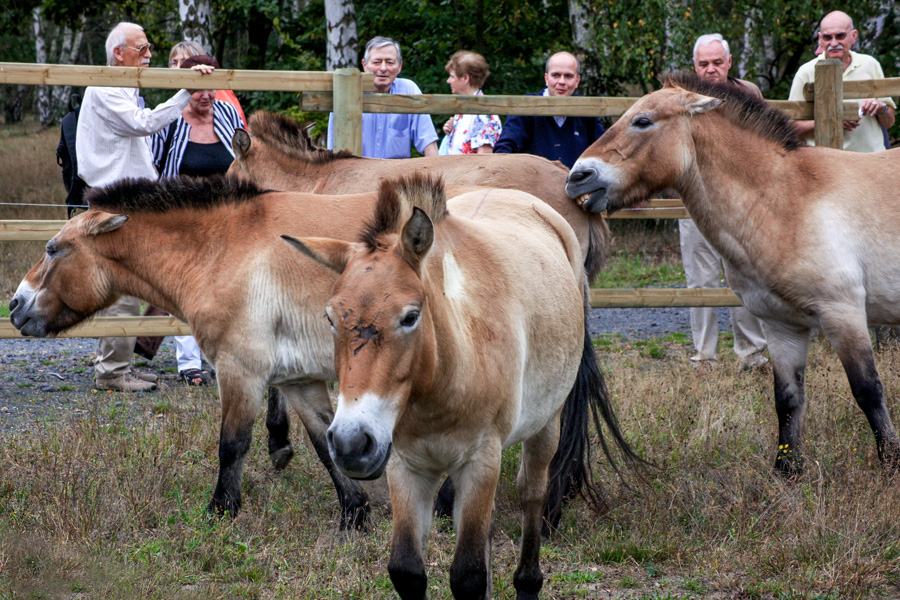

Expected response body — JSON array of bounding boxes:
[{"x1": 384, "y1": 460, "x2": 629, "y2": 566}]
[{"x1": 2, "y1": 0, "x2": 899, "y2": 136}]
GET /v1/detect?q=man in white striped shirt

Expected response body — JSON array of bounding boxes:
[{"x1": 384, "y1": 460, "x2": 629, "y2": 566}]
[{"x1": 76, "y1": 21, "x2": 214, "y2": 392}]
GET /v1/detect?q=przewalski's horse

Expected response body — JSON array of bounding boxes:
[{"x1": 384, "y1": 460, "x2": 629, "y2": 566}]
[
  {"x1": 226, "y1": 111, "x2": 610, "y2": 281},
  {"x1": 284, "y1": 175, "x2": 635, "y2": 600},
  {"x1": 566, "y1": 72, "x2": 900, "y2": 475},
  {"x1": 8, "y1": 176, "x2": 386, "y2": 528}
]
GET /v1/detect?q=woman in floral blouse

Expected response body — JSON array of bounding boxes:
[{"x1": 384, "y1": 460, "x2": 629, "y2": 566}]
[{"x1": 440, "y1": 51, "x2": 502, "y2": 155}]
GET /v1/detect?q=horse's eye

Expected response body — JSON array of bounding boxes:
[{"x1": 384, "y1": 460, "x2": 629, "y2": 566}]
[
  {"x1": 631, "y1": 116, "x2": 653, "y2": 129},
  {"x1": 400, "y1": 310, "x2": 420, "y2": 329},
  {"x1": 45, "y1": 240, "x2": 59, "y2": 257}
]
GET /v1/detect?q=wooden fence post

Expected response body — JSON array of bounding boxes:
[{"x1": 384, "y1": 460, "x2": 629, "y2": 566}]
[
  {"x1": 814, "y1": 59, "x2": 844, "y2": 149},
  {"x1": 332, "y1": 67, "x2": 362, "y2": 155}
]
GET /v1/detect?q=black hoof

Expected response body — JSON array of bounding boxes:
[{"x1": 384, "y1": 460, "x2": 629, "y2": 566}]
[
  {"x1": 269, "y1": 444, "x2": 295, "y2": 470},
  {"x1": 340, "y1": 502, "x2": 371, "y2": 533},
  {"x1": 208, "y1": 495, "x2": 241, "y2": 518}
]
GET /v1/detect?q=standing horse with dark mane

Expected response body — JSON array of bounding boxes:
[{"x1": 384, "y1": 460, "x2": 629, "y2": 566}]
[
  {"x1": 567, "y1": 72, "x2": 900, "y2": 474},
  {"x1": 284, "y1": 174, "x2": 632, "y2": 600}
]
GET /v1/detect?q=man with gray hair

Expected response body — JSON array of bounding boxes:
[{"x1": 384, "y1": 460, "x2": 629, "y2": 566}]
[
  {"x1": 76, "y1": 21, "x2": 214, "y2": 392},
  {"x1": 679, "y1": 33, "x2": 768, "y2": 370},
  {"x1": 327, "y1": 36, "x2": 438, "y2": 158}
]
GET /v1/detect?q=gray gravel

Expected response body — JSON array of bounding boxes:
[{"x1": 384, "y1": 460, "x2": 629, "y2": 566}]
[{"x1": 0, "y1": 307, "x2": 732, "y2": 432}]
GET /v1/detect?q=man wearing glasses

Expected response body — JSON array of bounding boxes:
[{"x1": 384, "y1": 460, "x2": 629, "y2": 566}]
[
  {"x1": 788, "y1": 10, "x2": 895, "y2": 152},
  {"x1": 76, "y1": 21, "x2": 215, "y2": 392}
]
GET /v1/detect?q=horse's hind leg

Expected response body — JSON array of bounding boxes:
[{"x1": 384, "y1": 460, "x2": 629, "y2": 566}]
[
  {"x1": 514, "y1": 417, "x2": 560, "y2": 600},
  {"x1": 820, "y1": 313, "x2": 900, "y2": 469},
  {"x1": 766, "y1": 322, "x2": 811, "y2": 476},
  {"x1": 282, "y1": 381, "x2": 370, "y2": 531},
  {"x1": 266, "y1": 387, "x2": 295, "y2": 470}
]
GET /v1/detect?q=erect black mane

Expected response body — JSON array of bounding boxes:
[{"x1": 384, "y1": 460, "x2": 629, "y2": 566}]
[
  {"x1": 247, "y1": 111, "x2": 356, "y2": 164},
  {"x1": 361, "y1": 174, "x2": 448, "y2": 249},
  {"x1": 85, "y1": 175, "x2": 269, "y2": 213},
  {"x1": 662, "y1": 71, "x2": 805, "y2": 152}
]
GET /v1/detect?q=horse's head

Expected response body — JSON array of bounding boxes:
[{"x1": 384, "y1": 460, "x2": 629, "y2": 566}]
[
  {"x1": 566, "y1": 84, "x2": 723, "y2": 213},
  {"x1": 9, "y1": 210, "x2": 129, "y2": 337},
  {"x1": 283, "y1": 176, "x2": 445, "y2": 480}
]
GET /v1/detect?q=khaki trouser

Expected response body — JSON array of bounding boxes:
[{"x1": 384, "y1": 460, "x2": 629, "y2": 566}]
[
  {"x1": 93, "y1": 295, "x2": 140, "y2": 379},
  {"x1": 679, "y1": 219, "x2": 767, "y2": 361}
]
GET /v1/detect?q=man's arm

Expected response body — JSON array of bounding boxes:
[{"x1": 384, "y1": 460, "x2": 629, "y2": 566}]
[
  {"x1": 878, "y1": 105, "x2": 896, "y2": 129},
  {"x1": 101, "y1": 88, "x2": 191, "y2": 137},
  {"x1": 787, "y1": 67, "x2": 816, "y2": 140},
  {"x1": 422, "y1": 141, "x2": 438, "y2": 157},
  {"x1": 493, "y1": 115, "x2": 532, "y2": 154}
]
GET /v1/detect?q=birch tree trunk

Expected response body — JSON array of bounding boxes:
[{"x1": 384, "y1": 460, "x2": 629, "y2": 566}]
[
  {"x1": 32, "y1": 7, "x2": 52, "y2": 127},
  {"x1": 179, "y1": 0, "x2": 212, "y2": 50},
  {"x1": 50, "y1": 19, "x2": 85, "y2": 113},
  {"x1": 325, "y1": 0, "x2": 358, "y2": 70},
  {"x1": 861, "y1": 0, "x2": 894, "y2": 53}
]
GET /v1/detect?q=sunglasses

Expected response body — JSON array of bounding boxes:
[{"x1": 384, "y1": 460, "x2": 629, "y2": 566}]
[
  {"x1": 819, "y1": 32, "x2": 850, "y2": 42},
  {"x1": 124, "y1": 43, "x2": 154, "y2": 54}
]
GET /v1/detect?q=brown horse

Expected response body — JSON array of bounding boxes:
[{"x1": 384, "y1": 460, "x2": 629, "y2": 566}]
[
  {"x1": 284, "y1": 175, "x2": 633, "y2": 600},
  {"x1": 226, "y1": 111, "x2": 610, "y2": 280},
  {"x1": 566, "y1": 72, "x2": 900, "y2": 475},
  {"x1": 8, "y1": 176, "x2": 386, "y2": 528}
]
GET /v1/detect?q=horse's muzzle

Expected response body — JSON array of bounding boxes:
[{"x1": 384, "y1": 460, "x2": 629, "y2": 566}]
[
  {"x1": 566, "y1": 164, "x2": 609, "y2": 213},
  {"x1": 327, "y1": 424, "x2": 391, "y2": 480}
]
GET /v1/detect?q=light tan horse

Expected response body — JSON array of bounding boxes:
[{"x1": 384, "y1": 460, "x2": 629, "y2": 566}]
[
  {"x1": 283, "y1": 175, "x2": 633, "y2": 600},
  {"x1": 226, "y1": 111, "x2": 610, "y2": 280},
  {"x1": 567, "y1": 72, "x2": 900, "y2": 474}
]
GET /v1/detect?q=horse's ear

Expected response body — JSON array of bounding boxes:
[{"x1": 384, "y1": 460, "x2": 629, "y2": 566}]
[
  {"x1": 87, "y1": 214, "x2": 128, "y2": 236},
  {"x1": 302, "y1": 122, "x2": 315, "y2": 137},
  {"x1": 682, "y1": 93, "x2": 724, "y2": 115},
  {"x1": 232, "y1": 129, "x2": 251, "y2": 158},
  {"x1": 282, "y1": 235, "x2": 354, "y2": 274},
  {"x1": 399, "y1": 207, "x2": 434, "y2": 271}
]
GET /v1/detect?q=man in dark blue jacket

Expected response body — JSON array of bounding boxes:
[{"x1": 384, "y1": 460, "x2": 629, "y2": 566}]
[{"x1": 493, "y1": 51, "x2": 604, "y2": 168}]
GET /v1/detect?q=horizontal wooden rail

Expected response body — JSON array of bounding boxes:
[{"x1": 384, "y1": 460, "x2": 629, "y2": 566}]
[
  {"x1": 0, "y1": 315, "x2": 191, "y2": 339},
  {"x1": 804, "y1": 76, "x2": 900, "y2": 101},
  {"x1": 0, "y1": 289, "x2": 742, "y2": 339},
  {"x1": 301, "y1": 94, "x2": 856, "y2": 120},
  {"x1": 0, "y1": 62, "x2": 375, "y2": 92},
  {"x1": 589, "y1": 287, "x2": 741, "y2": 308}
]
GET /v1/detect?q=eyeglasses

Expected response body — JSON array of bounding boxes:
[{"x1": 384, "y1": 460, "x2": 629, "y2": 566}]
[
  {"x1": 124, "y1": 43, "x2": 154, "y2": 54},
  {"x1": 819, "y1": 31, "x2": 850, "y2": 42}
]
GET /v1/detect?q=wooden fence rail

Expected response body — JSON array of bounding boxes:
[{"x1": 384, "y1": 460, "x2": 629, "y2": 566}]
[{"x1": 0, "y1": 61, "x2": 893, "y2": 337}]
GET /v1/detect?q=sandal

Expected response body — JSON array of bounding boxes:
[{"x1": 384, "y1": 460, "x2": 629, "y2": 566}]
[{"x1": 179, "y1": 368, "x2": 209, "y2": 387}]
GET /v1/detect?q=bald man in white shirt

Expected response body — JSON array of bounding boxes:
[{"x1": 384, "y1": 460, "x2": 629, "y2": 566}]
[{"x1": 77, "y1": 21, "x2": 214, "y2": 392}]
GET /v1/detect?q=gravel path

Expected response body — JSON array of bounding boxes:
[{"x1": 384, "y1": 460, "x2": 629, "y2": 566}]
[{"x1": 0, "y1": 307, "x2": 732, "y2": 433}]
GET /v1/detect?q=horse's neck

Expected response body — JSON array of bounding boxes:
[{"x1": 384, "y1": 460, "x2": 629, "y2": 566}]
[{"x1": 674, "y1": 124, "x2": 792, "y2": 269}]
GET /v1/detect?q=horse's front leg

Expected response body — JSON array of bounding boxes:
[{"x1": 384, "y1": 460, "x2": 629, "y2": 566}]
[
  {"x1": 209, "y1": 368, "x2": 266, "y2": 516},
  {"x1": 266, "y1": 386, "x2": 295, "y2": 470},
  {"x1": 281, "y1": 381, "x2": 370, "y2": 531},
  {"x1": 387, "y1": 461, "x2": 442, "y2": 600},
  {"x1": 514, "y1": 417, "x2": 561, "y2": 600},
  {"x1": 447, "y1": 439, "x2": 502, "y2": 600},
  {"x1": 765, "y1": 321, "x2": 811, "y2": 476},
  {"x1": 820, "y1": 312, "x2": 900, "y2": 469}
]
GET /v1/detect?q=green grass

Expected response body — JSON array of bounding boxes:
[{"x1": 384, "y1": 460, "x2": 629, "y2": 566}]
[{"x1": 592, "y1": 253, "x2": 686, "y2": 288}]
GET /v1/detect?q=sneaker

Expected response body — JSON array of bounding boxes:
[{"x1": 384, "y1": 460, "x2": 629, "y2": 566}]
[
  {"x1": 130, "y1": 367, "x2": 159, "y2": 384},
  {"x1": 739, "y1": 351, "x2": 769, "y2": 371},
  {"x1": 690, "y1": 354, "x2": 718, "y2": 371},
  {"x1": 95, "y1": 371, "x2": 158, "y2": 392}
]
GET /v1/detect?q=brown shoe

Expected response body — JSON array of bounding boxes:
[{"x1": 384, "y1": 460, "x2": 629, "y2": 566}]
[
  {"x1": 95, "y1": 372, "x2": 158, "y2": 392},
  {"x1": 130, "y1": 367, "x2": 159, "y2": 384}
]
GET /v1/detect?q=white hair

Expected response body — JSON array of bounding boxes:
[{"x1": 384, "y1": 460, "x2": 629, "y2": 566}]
[
  {"x1": 693, "y1": 33, "x2": 730, "y2": 63},
  {"x1": 364, "y1": 36, "x2": 402, "y2": 64},
  {"x1": 106, "y1": 22, "x2": 144, "y2": 66}
]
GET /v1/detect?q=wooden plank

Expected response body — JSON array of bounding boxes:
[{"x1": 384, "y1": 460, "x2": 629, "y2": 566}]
[
  {"x1": 771, "y1": 99, "x2": 859, "y2": 120},
  {"x1": 332, "y1": 68, "x2": 363, "y2": 155},
  {"x1": 805, "y1": 77, "x2": 900, "y2": 100},
  {"x1": 0, "y1": 316, "x2": 191, "y2": 339},
  {"x1": 814, "y1": 60, "x2": 844, "y2": 149},
  {"x1": 590, "y1": 287, "x2": 742, "y2": 308},
  {"x1": 0, "y1": 62, "x2": 375, "y2": 92},
  {"x1": 607, "y1": 208, "x2": 689, "y2": 219},
  {"x1": 0, "y1": 220, "x2": 67, "y2": 241}
]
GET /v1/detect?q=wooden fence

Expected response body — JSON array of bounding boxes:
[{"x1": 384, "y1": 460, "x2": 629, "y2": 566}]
[{"x1": 1, "y1": 60, "x2": 898, "y2": 338}]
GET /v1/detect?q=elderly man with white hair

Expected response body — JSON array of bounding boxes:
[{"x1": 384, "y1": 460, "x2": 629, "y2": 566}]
[
  {"x1": 678, "y1": 33, "x2": 769, "y2": 371},
  {"x1": 76, "y1": 21, "x2": 215, "y2": 392}
]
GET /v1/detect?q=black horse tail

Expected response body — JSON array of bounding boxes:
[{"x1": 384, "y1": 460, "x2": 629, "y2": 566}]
[{"x1": 543, "y1": 292, "x2": 645, "y2": 531}]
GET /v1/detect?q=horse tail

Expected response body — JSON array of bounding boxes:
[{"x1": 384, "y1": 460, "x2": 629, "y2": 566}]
[{"x1": 543, "y1": 289, "x2": 644, "y2": 530}]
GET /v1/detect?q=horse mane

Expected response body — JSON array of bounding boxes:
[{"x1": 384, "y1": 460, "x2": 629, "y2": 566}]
[
  {"x1": 361, "y1": 174, "x2": 448, "y2": 249},
  {"x1": 248, "y1": 111, "x2": 356, "y2": 164},
  {"x1": 661, "y1": 71, "x2": 805, "y2": 152},
  {"x1": 85, "y1": 175, "x2": 269, "y2": 213}
]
